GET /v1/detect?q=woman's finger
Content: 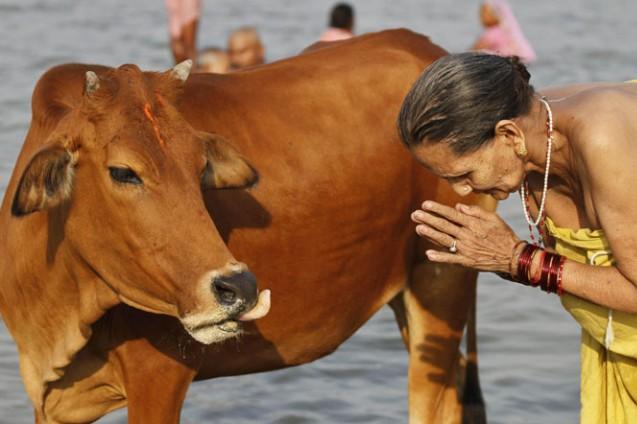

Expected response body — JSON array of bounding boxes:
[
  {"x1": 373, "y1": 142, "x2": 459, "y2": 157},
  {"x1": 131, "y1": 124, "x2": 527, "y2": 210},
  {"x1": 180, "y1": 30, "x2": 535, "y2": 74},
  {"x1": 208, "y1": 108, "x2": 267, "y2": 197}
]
[
  {"x1": 415, "y1": 224, "x2": 456, "y2": 248},
  {"x1": 425, "y1": 249, "x2": 470, "y2": 266},
  {"x1": 456, "y1": 203, "x2": 493, "y2": 220},
  {"x1": 414, "y1": 210, "x2": 463, "y2": 237},
  {"x1": 411, "y1": 210, "x2": 426, "y2": 224},
  {"x1": 421, "y1": 201, "x2": 470, "y2": 226}
]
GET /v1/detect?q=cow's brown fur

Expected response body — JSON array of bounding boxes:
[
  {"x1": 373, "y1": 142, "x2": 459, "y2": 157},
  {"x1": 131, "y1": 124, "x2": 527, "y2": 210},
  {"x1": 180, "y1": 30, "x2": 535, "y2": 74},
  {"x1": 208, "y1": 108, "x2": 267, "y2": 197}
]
[{"x1": 0, "y1": 29, "x2": 490, "y2": 423}]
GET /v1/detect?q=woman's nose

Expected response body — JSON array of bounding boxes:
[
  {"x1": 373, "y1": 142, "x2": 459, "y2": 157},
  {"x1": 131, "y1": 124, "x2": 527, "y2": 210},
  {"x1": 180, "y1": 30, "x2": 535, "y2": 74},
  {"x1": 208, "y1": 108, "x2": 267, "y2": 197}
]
[{"x1": 451, "y1": 181, "x2": 473, "y2": 197}]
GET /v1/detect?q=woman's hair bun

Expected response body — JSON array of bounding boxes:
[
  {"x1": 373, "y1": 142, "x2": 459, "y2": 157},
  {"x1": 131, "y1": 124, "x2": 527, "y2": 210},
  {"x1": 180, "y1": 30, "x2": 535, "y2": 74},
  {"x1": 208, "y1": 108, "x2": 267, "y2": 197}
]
[{"x1": 507, "y1": 55, "x2": 531, "y2": 84}]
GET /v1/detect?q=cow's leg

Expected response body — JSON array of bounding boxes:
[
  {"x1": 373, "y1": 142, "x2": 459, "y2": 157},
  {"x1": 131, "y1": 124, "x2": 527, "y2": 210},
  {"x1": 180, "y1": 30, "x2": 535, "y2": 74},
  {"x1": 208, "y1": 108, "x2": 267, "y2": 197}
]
[
  {"x1": 109, "y1": 307, "x2": 202, "y2": 424},
  {"x1": 389, "y1": 292, "x2": 410, "y2": 348},
  {"x1": 403, "y1": 260, "x2": 477, "y2": 424},
  {"x1": 460, "y1": 302, "x2": 487, "y2": 424},
  {"x1": 120, "y1": 335, "x2": 198, "y2": 424}
]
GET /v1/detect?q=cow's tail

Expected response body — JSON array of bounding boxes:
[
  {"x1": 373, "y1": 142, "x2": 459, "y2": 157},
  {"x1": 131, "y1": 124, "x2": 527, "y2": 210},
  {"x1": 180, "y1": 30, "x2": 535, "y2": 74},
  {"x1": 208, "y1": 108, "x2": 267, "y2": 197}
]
[{"x1": 460, "y1": 296, "x2": 487, "y2": 424}]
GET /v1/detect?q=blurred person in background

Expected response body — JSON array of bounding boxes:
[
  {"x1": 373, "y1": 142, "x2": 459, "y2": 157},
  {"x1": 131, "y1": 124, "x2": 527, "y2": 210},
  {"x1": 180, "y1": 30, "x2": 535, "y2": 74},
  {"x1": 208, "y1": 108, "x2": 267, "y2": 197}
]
[
  {"x1": 227, "y1": 26, "x2": 265, "y2": 70},
  {"x1": 472, "y1": 0, "x2": 536, "y2": 64},
  {"x1": 196, "y1": 46, "x2": 231, "y2": 73},
  {"x1": 165, "y1": 0, "x2": 202, "y2": 64},
  {"x1": 319, "y1": 3, "x2": 355, "y2": 42}
]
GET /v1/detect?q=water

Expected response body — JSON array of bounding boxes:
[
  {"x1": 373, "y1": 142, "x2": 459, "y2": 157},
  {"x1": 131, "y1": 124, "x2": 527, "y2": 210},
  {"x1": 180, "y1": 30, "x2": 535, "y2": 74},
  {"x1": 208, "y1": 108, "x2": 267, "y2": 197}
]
[{"x1": 0, "y1": 0, "x2": 635, "y2": 422}]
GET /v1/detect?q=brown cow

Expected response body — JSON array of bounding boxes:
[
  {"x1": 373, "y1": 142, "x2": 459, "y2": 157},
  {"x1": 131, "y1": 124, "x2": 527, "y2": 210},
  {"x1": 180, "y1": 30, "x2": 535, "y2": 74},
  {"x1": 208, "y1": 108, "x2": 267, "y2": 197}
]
[
  {"x1": 0, "y1": 29, "x2": 489, "y2": 423},
  {"x1": 0, "y1": 61, "x2": 271, "y2": 422}
]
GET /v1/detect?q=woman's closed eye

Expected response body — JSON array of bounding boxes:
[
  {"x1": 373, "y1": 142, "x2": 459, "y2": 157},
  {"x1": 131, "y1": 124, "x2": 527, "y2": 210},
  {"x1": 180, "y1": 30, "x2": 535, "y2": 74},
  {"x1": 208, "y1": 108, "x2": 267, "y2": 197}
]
[{"x1": 447, "y1": 172, "x2": 470, "y2": 183}]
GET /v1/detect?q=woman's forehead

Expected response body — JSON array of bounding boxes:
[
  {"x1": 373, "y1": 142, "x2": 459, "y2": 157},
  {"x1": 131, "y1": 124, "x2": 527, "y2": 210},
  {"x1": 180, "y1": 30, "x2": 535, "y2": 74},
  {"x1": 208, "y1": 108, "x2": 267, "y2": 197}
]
[
  {"x1": 412, "y1": 142, "x2": 491, "y2": 176},
  {"x1": 411, "y1": 141, "x2": 473, "y2": 175}
]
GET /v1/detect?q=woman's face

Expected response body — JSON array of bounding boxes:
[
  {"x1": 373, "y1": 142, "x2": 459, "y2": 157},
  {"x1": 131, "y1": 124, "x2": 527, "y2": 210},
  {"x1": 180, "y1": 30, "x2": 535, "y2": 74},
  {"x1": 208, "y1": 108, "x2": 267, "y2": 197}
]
[{"x1": 410, "y1": 137, "x2": 525, "y2": 200}]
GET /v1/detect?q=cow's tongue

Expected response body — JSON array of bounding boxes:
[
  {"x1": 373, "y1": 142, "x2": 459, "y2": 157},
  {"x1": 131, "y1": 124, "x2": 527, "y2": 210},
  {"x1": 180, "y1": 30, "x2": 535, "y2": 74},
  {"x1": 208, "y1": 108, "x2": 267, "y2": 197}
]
[{"x1": 238, "y1": 289, "x2": 271, "y2": 321}]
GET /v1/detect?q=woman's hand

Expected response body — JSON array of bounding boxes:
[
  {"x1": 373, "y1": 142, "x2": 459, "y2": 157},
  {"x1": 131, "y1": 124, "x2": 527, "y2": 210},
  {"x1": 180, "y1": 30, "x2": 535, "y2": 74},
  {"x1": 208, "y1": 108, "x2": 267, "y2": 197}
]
[{"x1": 411, "y1": 201, "x2": 520, "y2": 273}]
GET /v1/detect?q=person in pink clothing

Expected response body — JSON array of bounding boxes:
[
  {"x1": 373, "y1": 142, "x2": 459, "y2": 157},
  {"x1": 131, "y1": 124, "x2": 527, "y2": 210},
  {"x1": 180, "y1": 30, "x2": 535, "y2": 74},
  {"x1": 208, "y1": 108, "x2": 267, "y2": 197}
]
[
  {"x1": 472, "y1": 0, "x2": 536, "y2": 64},
  {"x1": 165, "y1": 0, "x2": 202, "y2": 64},
  {"x1": 319, "y1": 3, "x2": 355, "y2": 42}
]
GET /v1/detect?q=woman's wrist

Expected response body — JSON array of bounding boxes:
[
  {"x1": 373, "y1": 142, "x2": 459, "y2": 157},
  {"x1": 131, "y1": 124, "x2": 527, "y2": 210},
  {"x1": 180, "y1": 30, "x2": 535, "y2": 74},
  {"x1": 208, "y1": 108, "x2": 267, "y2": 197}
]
[
  {"x1": 509, "y1": 240, "x2": 527, "y2": 277},
  {"x1": 502, "y1": 241, "x2": 566, "y2": 295}
]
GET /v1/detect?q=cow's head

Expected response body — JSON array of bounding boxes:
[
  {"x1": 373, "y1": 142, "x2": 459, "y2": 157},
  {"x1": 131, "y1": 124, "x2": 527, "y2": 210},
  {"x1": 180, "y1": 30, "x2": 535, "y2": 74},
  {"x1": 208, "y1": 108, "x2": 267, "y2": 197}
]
[{"x1": 11, "y1": 61, "x2": 270, "y2": 344}]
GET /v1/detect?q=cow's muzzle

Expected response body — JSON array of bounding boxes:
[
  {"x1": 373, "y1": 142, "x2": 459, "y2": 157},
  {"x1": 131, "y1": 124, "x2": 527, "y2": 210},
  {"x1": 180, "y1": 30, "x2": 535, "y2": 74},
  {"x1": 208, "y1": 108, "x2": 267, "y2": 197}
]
[
  {"x1": 212, "y1": 271, "x2": 257, "y2": 311},
  {"x1": 180, "y1": 268, "x2": 271, "y2": 345},
  {"x1": 211, "y1": 270, "x2": 270, "y2": 322}
]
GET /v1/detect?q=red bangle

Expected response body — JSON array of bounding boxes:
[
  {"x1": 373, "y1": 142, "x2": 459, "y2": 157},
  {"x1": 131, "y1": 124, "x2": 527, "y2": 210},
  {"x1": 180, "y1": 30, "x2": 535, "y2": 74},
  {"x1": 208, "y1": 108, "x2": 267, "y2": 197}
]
[
  {"x1": 531, "y1": 250, "x2": 546, "y2": 287},
  {"x1": 540, "y1": 252, "x2": 555, "y2": 292},
  {"x1": 535, "y1": 251, "x2": 565, "y2": 294},
  {"x1": 506, "y1": 243, "x2": 565, "y2": 296},
  {"x1": 516, "y1": 244, "x2": 541, "y2": 285},
  {"x1": 555, "y1": 256, "x2": 566, "y2": 295}
]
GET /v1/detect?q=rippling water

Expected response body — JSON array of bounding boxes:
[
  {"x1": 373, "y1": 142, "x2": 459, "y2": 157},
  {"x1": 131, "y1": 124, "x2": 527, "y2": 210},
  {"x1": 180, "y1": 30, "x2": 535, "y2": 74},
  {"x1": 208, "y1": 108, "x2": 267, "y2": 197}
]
[{"x1": 0, "y1": 0, "x2": 635, "y2": 422}]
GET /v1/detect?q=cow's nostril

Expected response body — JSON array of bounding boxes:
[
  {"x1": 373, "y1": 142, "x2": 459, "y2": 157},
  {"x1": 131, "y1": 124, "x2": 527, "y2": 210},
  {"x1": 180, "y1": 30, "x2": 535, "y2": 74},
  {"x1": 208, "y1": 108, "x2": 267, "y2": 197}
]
[
  {"x1": 212, "y1": 277, "x2": 238, "y2": 305},
  {"x1": 210, "y1": 271, "x2": 258, "y2": 310}
]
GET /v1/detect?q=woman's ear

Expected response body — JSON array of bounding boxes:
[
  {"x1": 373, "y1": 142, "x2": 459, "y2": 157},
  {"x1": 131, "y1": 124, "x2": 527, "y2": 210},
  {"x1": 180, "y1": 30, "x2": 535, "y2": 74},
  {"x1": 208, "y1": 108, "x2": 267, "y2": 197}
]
[{"x1": 495, "y1": 119, "x2": 527, "y2": 158}]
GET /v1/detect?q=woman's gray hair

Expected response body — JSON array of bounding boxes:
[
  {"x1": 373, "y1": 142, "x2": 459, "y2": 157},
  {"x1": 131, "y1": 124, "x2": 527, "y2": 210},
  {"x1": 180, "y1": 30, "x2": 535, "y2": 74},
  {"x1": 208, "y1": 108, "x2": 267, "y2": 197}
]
[{"x1": 397, "y1": 52, "x2": 534, "y2": 155}]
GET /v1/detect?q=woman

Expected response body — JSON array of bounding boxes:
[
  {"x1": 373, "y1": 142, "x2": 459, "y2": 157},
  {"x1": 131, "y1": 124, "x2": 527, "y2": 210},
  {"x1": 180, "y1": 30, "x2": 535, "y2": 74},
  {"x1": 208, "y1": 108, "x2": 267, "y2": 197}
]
[
  {"x1": 472, "y1": 0, "x2": 536, "y2": 64},
  {"x1": 398, "y1": 52, "x2": 637, "y2": 423}
]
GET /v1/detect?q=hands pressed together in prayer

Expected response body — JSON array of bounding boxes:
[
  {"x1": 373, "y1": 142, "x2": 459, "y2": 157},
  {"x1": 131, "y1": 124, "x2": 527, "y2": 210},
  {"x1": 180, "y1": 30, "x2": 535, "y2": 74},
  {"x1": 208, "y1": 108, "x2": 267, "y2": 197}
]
[{"x1": 411, "y1": 201, "x2": 521, "y2": 274}]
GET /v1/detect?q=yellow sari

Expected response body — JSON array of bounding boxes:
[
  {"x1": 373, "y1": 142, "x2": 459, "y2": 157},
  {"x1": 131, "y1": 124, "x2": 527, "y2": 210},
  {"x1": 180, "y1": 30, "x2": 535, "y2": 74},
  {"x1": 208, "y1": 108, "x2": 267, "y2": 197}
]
[{"x1": 545, "y1": 217, "x2": 637, "y2": 423}]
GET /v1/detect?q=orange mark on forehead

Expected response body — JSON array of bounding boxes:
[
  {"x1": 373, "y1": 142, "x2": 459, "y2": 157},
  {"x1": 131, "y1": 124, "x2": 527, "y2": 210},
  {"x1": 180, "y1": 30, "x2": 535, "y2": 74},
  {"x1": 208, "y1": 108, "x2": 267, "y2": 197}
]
[{"x1": 143, "y1": 103, "x2": 166, "y2": 146}]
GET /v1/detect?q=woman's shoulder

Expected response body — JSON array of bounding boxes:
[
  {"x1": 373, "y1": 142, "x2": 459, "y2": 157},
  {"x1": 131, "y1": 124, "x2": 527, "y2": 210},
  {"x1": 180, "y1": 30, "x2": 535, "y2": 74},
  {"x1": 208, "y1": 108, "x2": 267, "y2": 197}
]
[
  {"x1": 557, "y1": 86, "x2": 637, "y2": 179},
  {"x1": 549, "y1": 84, "x2": 637, "y2": 149},
  {"x1": 570, "y1": 83, "x2": 636, "y2": 107},
  {"x1": 542, "y1": 82, "x2": 636, "y2": 104}
]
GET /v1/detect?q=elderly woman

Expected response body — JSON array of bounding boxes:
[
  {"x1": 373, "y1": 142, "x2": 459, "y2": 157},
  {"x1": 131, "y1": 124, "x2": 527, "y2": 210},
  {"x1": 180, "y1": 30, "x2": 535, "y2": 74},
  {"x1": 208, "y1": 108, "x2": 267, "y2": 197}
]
[{"x1": 398, "y1": 52, "x2": 637, "y2": 423}]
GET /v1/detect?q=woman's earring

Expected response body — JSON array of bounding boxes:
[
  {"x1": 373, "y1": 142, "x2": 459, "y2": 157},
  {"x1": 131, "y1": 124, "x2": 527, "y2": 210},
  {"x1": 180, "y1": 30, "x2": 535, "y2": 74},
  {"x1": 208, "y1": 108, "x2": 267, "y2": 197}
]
[{"x1": 517, "y1": 144, "x2": 528, "y2": 157}]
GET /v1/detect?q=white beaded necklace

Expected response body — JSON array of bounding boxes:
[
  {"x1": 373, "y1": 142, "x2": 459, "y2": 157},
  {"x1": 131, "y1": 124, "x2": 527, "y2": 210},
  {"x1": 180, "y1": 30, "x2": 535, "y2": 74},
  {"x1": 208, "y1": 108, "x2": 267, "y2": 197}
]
[{"x1": 519, "y1": 97, "x2": 553, "y2": 228}]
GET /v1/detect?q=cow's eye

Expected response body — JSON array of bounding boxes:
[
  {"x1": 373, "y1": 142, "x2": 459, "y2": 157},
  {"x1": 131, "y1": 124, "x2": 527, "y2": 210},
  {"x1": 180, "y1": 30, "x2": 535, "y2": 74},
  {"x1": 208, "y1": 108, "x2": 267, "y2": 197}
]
[{"x1": 109, "y1": 167, "x2": 143, "y2": 185}]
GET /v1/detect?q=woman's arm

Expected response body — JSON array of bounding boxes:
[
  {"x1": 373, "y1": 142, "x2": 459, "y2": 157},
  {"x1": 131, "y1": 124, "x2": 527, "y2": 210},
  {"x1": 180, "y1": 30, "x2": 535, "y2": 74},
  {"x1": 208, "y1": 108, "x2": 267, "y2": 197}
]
[
  {"x1": 566, "y1": 92, "x2": 637, "y2": 312},
  {"x1": 560, "y1": 261, "x2": 637, "y2": 313},
  {"x1": 412, "y1": 200, "x2": 637, "y2": 313}
]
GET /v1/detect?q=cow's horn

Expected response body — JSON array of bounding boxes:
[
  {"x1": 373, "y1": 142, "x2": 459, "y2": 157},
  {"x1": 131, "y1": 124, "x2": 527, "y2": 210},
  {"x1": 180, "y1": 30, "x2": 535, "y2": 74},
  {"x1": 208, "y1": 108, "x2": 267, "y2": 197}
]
[
  {"x1": 171, "y1": 59, "x2": 193, "y2": 82},
  {"x1": 85, "y1": 71, "x2": 100, "y2": 95}
]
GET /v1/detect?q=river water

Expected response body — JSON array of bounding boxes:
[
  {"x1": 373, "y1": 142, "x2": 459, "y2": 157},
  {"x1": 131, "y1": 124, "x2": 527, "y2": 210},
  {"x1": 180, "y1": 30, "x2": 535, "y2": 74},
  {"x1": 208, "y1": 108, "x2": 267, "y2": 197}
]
[{"x1": 0, "y1": 0, "x2": 635, "y2": 422}]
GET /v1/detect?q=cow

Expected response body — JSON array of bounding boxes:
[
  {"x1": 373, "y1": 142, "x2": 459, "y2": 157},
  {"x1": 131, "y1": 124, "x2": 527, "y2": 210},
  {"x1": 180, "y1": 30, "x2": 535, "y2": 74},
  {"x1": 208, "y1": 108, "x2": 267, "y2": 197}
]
[
  {"x1": 0, "y1": 60, "x2": 271, "y2": 422},
  {"x1": 0, "y1": 29, "x2": 490, "y2": 423}
]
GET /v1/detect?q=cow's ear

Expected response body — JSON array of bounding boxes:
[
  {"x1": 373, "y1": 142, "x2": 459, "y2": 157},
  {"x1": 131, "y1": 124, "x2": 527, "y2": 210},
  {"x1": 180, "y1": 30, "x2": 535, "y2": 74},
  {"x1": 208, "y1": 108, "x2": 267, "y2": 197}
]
[
  {"x1": 201, "y1": 134, "x2": 259, "y2": 190},
  {"x1": 12, "y1": 146, "x2": 76, "y2": 216}
]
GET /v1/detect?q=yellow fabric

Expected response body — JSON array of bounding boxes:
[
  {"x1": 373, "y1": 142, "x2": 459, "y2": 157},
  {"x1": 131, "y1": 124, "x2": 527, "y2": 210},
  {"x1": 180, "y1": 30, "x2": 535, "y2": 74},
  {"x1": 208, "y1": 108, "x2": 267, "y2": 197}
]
[{"x1": 545, "y1": 217, "x2": 637, "y2": 423}]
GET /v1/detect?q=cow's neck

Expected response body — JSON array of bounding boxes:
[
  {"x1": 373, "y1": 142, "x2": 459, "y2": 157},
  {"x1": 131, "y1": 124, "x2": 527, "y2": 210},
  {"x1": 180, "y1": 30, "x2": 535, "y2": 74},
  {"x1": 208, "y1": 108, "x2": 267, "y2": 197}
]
[{"x1": 14, "y1": 230, "x2": 119, "y2": 416}]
